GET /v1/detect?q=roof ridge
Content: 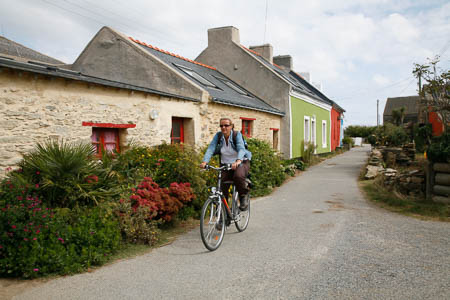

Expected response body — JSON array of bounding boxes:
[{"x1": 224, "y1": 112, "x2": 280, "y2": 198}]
[
  {"x1": 241, "y1": 44, "x2": 284, "y2": 70},
  {"x1": 129, "y1": 37, "x2": 216, "y2": 70}
]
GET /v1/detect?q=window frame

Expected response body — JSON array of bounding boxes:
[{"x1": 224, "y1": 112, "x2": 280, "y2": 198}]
[
  {"x1": 171, "y1": 117, "x2": 185, "y2": 144},
  {"x1": 304, "y1": 116, "x2": 311, "y2": 147},
  {"x1": 91, "y1": 127, "x2": 120, "y2": 155},
  {"x1": 240, "y1": 117, "x2": 255, "y2": 138},
  {"x1": 322, "y1": 120, "x2": 327, "y2": 148}
]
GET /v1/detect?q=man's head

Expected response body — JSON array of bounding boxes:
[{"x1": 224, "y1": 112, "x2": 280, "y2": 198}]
[{"x1": 219, "y1": 118, "x2": 233, "y2": 137}]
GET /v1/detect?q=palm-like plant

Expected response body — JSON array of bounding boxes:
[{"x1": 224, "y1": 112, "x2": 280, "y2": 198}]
[{"x1": 17, "y1": 140, "x2": 120, "y2": 208}]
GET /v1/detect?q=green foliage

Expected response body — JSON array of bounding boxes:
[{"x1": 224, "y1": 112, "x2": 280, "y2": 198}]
[
  {"x1": 344, "y1": 125, "x2": 377, "y2": 138},
  {"x1": 373, "y1": 123, "x2": 409, "y2": 146},
  {"x1": 0, "y1": 185, "x2": 120, "y2": 278},
  {"x1": 301, "y1": 141, "x2": 317, "y2": 165},
  {"x1": 12, "y1": 140, "x2": 120, "y2": 208},
  {"x1": 413, "y1": 124, "x2": 433, "y2": 153},
  {"x1": 342, "y1": 136, "x2": 354, "y2": 146},
  {"x1": 115, "y1": 197, "x2": 160, "y2": 245},
  {"x1": 246, "y1": 139, "x2": 285, "y2": 197},
  {"x1": 113, "y1": 143, "x2": 211, "y2": 217},
  {"x1": 391, "y1": 107, "x2": 406, "y2": 126},
  {"x1": 427, "y1": 131, "x2": 450, "y2": 163}
]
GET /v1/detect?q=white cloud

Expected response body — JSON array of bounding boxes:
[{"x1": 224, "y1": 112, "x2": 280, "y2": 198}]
[{"x1": 373, "y1": 74, "x2": 391, "y2": 86}]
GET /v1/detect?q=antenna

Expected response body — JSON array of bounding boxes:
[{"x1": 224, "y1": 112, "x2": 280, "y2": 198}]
[{"x1": 263, "y1": 0, "x2": 268, "y2": 44}]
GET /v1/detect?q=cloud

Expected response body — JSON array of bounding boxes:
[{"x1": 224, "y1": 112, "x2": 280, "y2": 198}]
[{"x1": 373, "y1": 74, "x2": 391, "y2": 86}]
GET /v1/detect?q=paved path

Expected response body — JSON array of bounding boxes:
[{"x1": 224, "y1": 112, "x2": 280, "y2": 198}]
[{"x1": 15, "y1": 146, "x2": 450, "y2": 299}]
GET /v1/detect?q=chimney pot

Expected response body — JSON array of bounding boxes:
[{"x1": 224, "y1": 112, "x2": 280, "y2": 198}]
[
  {"x1": 273, "y1": 55, "x2": 293, "y2": 71},
  {"x1": 249, "y1": 44, "x2": 273, "y2": 64}
]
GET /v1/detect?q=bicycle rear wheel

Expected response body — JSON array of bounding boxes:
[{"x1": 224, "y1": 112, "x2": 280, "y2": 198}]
[
  {"x1": 234, "y1": 193, "x2": 250, "y2": 232},
  {"x1": 200, "y1": 196, "x2": 225, "y2": 251}
]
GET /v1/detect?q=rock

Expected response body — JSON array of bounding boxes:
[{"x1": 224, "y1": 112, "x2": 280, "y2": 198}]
[{"x1": 366, "y1": 165, "x2": 384, "y2": 179}]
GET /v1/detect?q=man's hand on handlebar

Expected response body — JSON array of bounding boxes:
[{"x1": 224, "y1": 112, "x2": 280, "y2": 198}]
[
  {"x1": 231, "y1": 159, "x2": 241, "y2": 170},
  {"x1": 200, "y1": 162, "x2": 207, "y2": 169}
]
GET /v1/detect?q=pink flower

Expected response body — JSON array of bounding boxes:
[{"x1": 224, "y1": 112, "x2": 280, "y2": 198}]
[
  {"x1": 35, "y1": 184, "x2": 39, "y2": 188},
  {"x1": 6, "y1": 167, "x2": 12, "y2": 171},
  {"x1": 33, "y1": 237, "x2": 37, "y2": 241},
  {"x1": 36, "y1": 230, "x2": 40, "y2": 234},
  {"x1": 36, "y1": 171, "x2": 40, "y2": 175},
  {"x1": 11, "y1": 225, "x2": 16, "y2": 229},
  {"x1": 155, "y1": 163, "x2": 160, "y2": 166},
  {"x1": 58, "y1": 237, "x2": 65, "y2": 243},
  {"x1": 33, "y1": 268, "x2": 39, "y2": 272},
  {"x1": 158, "y1": 158, "x2": 165, "y2": 162},
  {"x1": 24, "y1": 238, "x2": 28, "y2": 241}
]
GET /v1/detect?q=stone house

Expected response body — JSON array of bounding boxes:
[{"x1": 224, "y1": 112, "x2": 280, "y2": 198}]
[
  {"x1": 0, "y1": 27, "x2": 283, "y2": 173},
  {"x1": 196, "y1": 26, "x2": 344, "y2": 158}
]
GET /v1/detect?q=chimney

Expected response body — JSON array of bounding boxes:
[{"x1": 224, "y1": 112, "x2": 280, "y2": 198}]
[
  {"x1": 273, "y1": 55, "x2": 292, "y2": 71},
  {"x1": 207, "y1": 26, "x2": 240, "y2": 47},
  {"x1": 249, "y1": 44, "x2": 273, "y2": 64}
]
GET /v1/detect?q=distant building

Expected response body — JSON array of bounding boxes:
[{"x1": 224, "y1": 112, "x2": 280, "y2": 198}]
[{"x1": 383, "y1": 96, "x2": 420, "y2": 125}]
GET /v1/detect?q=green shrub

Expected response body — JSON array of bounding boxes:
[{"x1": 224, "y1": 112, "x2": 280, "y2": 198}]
[
  {"x1": 0, "y1": 184, "x2": 120, "y2": 278},
  {"x1": 113, "y1": 143, "x2": 212, "y2": 218},
  {"x1": 115, "y1": 197, "x2": 160, "y2": 245},
  {"x1": 342, "y1": 136, "x2": 353, "y2": 146},
  {"x1": 246, "y1": 139, "x2": 285, "y2": 197},
  {"x1": 13, "y1": 140, "x2": 120, "y2": 208},
  {"x1": 301, "y1": 141, "x2": 317, "y2": 164},
  {"x1": 427, "y1": 131, "x2": 450, "y2": 163},
  {"x1": 413, "y1": 124, "x2": 433, "y2": 153}
]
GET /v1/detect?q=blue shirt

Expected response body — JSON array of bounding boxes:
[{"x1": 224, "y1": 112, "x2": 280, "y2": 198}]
[{"x1": 202, "y1": 130, "x2": 252, "y2": 163}]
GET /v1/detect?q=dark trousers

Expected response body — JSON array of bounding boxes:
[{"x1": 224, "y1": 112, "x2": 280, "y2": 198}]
[{"x1": 221, "y1": 160, "x2": 250, "y2": 200}]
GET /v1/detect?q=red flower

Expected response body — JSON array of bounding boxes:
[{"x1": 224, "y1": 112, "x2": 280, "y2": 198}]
[
  {"x1": 155, "y1": 163, "x2": 160, "y2": 166},
  {"x1": 11, "y1": 225, "x2": 16, "y2": 229},
  {"x1": 36, "y1": 171, "x2": 40, "y2": 175},
  {"x1": 158, "y1": 158, "x2": 165, "y2": 162},
  {"x1": 35, "y1": 184, "x2": 39, "y2": 188}
]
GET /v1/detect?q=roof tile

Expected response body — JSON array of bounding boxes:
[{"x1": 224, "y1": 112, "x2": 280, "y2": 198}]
[{"x1": 129, "y1": 36, "x2": 216, "y2": 70}]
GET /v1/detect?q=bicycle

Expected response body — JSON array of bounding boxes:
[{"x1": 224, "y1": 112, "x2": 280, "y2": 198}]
[{"x1": 200, "y1": 164, "x2": 251, "y2": 251}]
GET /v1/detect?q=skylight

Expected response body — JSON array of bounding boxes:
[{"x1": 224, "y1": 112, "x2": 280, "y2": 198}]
[
  {"x1": 214, "y1": 76, "x2": 251, "y2": 96},
  {"x1": 174, "y1": 64, "x2": 217, "y2": 88}
]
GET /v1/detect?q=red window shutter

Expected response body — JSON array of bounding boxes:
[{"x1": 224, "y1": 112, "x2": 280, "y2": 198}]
[{"x1": 171, "y1": 118, "x2": 184, "y2": 144}]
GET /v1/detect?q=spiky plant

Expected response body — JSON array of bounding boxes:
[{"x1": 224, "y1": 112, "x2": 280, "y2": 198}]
[{"x1": 17, "y1": 140, "x2": 120, "y2": 208}]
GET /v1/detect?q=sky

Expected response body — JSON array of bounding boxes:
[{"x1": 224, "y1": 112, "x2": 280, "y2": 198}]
[{"x1": 1, "y1": 0, "x2": 449, "y2": 127}]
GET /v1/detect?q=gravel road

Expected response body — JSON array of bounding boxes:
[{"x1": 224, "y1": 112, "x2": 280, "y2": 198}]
[{"x1": 14, "y1": 145, "x2": 450, "y2": 299}]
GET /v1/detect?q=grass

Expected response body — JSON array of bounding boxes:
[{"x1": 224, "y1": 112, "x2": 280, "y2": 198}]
[{"x1": 360, "y1": 180, "x2": 449, "y2": 222}]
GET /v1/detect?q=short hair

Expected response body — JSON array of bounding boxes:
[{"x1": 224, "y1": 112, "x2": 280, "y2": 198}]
[{"x1": 219, "y1": 118, "x2": 232, "y2": 125}]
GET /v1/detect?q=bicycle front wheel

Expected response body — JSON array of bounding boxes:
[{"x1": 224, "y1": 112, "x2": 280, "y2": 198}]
[
  {"x1": 235, "y1": 193, "x2": 250, "y2": 232},
  {"x1": 200, "y1": 196, "x2": 225, "y2": 251}
]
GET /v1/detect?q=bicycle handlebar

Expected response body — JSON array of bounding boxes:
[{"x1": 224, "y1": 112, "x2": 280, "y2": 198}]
[{"x1": 204, "y1": 164, "x2": 232, "y2": 171}]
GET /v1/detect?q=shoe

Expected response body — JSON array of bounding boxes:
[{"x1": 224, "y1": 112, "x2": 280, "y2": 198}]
[{"x1": 239, "y1": 194, "x2": 249, "y2": 211}]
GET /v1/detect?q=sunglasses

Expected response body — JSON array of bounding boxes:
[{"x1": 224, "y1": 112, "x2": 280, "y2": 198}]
[{"x1": 219, "y1": 124, "x2": 231, "y2": 128}]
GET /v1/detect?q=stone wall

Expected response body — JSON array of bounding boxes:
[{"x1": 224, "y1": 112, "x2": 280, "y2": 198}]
[
  {"x1": 0, "y1": 68, "x2": 206, "y2": 173},
  {"x1": 0, "y1": 68, "x2": 282, "y2": 174},
  {"x1": 201, "y1": 102, "x2": 282, "y2": 152}
]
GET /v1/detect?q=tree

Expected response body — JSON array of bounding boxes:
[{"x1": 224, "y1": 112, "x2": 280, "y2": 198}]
[
  {"x1": 391, "y1": 107, "x2": 406, "y2": 126},
  {"x1": 413, "y1": 56, "x2": 450, "y2": 131}
]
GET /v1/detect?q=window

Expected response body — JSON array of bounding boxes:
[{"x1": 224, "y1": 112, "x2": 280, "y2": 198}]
[
  {"x1": 271, "y1": 128, "x2": 279, "y2": 150},
  {"x1": 171, "y1": 117, "x2": 184, "y2": 144},
  {"x1": 174, "y1": 64, "x2": 218, "y2": 88},
  {"x1": 91, "y1": 128, "x2": 120, "y2": 154},
  {"x1": 311, "y1": 118, "x2": 316, "y2": 147},
  {"x1": 83, "y1": 122, "x2": 136, "y2": 155},
  {"x1": 241, "y1": 117, "x2": 255, "y2": 138},
  {"x1": 214, "y1": 76, "x2": 250, "y2": 96},
  {"x1": 304, "y1": 116, "x2": 310, "y2": 145},
  {"x1": 322, "y1": 120, "x2": 327, "y2": 148}
]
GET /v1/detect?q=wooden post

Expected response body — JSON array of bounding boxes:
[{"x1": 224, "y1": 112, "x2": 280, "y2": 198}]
[{"x1": 425, "y1": 161, "x2": 434, "y2": 201}]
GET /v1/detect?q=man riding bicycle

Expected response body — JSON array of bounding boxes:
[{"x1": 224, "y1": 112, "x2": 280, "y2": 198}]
[{"x1": 200, "y1": 118, "x2": 251, "y2": 210}]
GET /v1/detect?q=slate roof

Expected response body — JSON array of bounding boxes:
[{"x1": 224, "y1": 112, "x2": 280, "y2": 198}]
[
  {"x1": 0, "y1": 36, "x2": 64, "y2": 65},
  {"x1": 241, "y1": 45, "x2": 345, "y2": 112},
  {"x1": 0, "y1": 56, "x2": 199, "y2": 102},
  {"x1": 130, "y1": 37, "x2": 284, "y2": 116},
  {"x1": 383, "y1": 96, "x2": 420, "y2": 117}
]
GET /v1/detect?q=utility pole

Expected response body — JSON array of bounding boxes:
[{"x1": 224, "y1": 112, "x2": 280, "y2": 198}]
[{"x1": 377, "y1": 99, "x2": 379, "y2": 126}]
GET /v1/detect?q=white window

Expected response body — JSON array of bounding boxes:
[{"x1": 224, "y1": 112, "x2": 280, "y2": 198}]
[
  {"x1": 304, "y1": 116, "x2": 310, "y2": 146},
  {"x1": 311, "y1": 117, "x2": 316, "y2": 147},
  {"x1": 322, "y1": 120, "x2": 327, "y2": 148}
]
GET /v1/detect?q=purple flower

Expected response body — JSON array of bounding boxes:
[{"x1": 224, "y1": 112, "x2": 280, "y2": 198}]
[
  {"x1": 58, "y1": 237, "x2": 65, "y2": 243},
  {"x1": 33, "y1": 268, "x2": 39, "y2": 272}
]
